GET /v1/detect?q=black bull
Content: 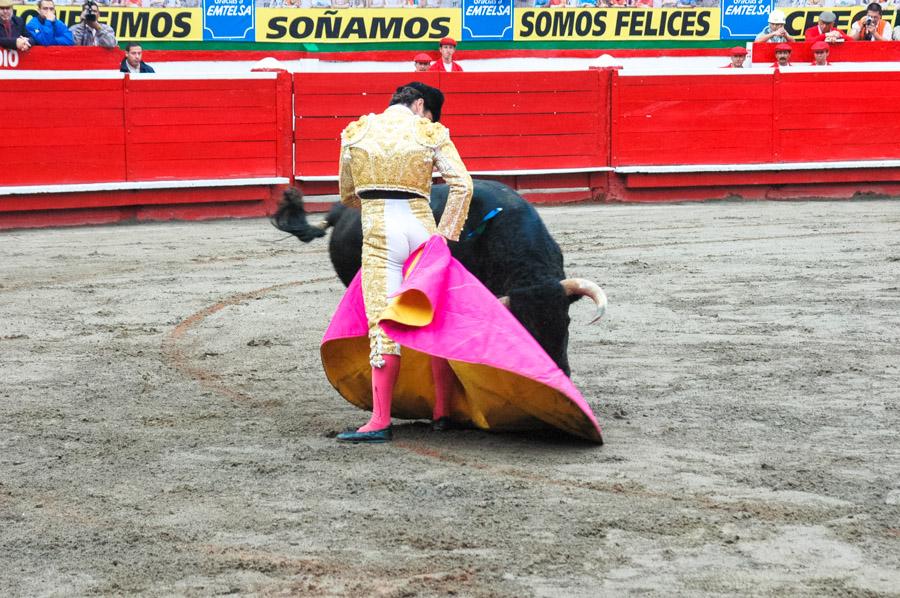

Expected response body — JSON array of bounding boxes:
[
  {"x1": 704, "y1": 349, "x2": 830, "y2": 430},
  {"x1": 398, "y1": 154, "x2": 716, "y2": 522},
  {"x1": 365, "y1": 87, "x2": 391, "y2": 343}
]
[{"x1": 272, "y1": 180, "x2": 605, "y2": 376}]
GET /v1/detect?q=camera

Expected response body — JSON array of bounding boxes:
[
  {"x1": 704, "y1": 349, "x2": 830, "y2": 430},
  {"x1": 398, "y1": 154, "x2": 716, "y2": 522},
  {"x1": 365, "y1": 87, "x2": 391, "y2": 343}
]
[
  {"x1": 85, "y1": 12, "x2": 97, "y2": 22},
  {"x1": 866, "y1": 16, "x2": 873, "y2": 26}
]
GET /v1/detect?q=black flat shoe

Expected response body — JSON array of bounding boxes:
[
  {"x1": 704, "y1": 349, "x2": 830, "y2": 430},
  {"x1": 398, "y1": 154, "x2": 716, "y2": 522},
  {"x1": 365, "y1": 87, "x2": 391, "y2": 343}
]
[
  {"x1": 431, "y1": 417, "x2": 454, "y2": 432},
  {"x1": 336, "y1": 427, "x2": 392, "y2": 443}
]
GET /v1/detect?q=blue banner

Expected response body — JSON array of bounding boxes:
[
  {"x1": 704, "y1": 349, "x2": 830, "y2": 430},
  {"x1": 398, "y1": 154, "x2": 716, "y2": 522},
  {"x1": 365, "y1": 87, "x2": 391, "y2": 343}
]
[
  {"x1": 462, "y1": 0, "x2": 514, "y2": 42},
  {"x1": 721, "y1": 0, "x2": 772, "y2": 39},
  {"x1": 203, "y1": 0, "x2": 255, "y2": 42}
]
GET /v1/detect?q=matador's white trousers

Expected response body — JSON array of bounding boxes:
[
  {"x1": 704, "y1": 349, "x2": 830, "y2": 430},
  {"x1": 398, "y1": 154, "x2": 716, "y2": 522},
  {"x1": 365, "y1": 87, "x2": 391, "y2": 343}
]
[{"x1": 359, "y1": 196, "x2": 437, "y2": 367}]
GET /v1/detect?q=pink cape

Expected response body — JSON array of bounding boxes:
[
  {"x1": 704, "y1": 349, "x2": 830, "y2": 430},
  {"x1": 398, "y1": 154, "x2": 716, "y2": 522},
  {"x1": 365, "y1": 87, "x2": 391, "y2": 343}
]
[{"x1": 321, "y1": 236, "x2": 603, "y2": 443}]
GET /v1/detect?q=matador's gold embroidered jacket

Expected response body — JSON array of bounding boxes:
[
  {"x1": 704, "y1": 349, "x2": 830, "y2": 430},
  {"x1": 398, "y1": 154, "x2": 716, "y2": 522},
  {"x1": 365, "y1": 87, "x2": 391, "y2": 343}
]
[{"x1": 339, "y1": 104, "x2": 474, "y2": 242}]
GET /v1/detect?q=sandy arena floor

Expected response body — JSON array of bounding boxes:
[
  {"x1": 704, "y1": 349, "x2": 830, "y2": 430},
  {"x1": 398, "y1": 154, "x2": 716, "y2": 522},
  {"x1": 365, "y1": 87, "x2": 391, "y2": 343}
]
[{"x1": 1, "y1": 199, "x2": 899, "y2": 597}]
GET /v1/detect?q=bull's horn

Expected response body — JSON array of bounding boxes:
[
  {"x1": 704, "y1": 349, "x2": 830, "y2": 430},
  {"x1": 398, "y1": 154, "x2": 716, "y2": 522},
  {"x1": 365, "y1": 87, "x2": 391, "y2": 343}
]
[
  {"x1": 498, "y1": 296, "x2": 510, "y2": 307},
  {"x1": 315, "y1": 220, "x2": 329, "y2": 230},
  {"x1": 561, "y1": 278, "x2": 607, "y2": 324}
]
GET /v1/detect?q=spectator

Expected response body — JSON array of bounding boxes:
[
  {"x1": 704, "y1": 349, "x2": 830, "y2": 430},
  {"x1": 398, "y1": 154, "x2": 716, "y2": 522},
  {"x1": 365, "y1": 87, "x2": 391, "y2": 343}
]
[
  {"x1": 772, "y1": 42, "x2": 792, "y2": 68},
  {"x1": 722, "y1": 46, "x2": 747, "y2": 68},
  {"x1": 413, "y1": 52, "x2": 431, "y2": 71},
  {"x1": 756, "y1": 10, "x2": 795, "y2": 43},
  {"x1": 804, "y1": 10, "x2": 852, "y2": 44},
  {"x1": 26, "y1": 0, "x2": 73, "y2": 45},
  {"x1": 0, "y1": 0, "x2": 33, "y2": 52},
  {"x1": 810, "y1": 40, "x2": 832, "y2": 65},
  {"x1": 428, "y1": 36, "x2": 463, "y2": 72},
  {"x1": 120, "y1": 42, "x2": 155, "y2": 73},
  {"x1": 634, "y1": 0, "x2": 654, "y2": 6},
  {"x1": 70, "y1": 1, "x2": 116, "y2": 47},
  {"x1": 850, "y1": 2, "x2": 892, "y2": 41}
]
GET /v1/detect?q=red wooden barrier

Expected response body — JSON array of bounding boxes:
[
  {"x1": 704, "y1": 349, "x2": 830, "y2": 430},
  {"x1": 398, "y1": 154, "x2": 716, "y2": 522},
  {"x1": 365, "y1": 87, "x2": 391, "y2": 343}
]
[
  {"x1": 125, "y1": 74, "x2": 283, "y2": 181},
  {"x1": 1, "y1": 72, "x2": 292, "y2": 228},
  {"x1": 611, "y1": 72, "x2": 775, "y2": 167},
  {"x1": 752, "y1": 41, "x2": 900, "y2": 65},
  {"x1": 293, "y1": 70, "x2": 609, "y2": 178},
  {"x1": 776, "y1": 70, "x2": 900, "y2": 163},
  {"x1": 1, "y1": 75, "x2": 127, "y2": 186}
]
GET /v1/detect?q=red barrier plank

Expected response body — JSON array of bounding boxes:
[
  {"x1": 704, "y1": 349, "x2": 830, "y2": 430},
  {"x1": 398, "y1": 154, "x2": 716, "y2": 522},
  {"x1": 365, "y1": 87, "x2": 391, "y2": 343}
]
[
  {"x1": 294, "y1": 72, "x2": 441, "y2": 95},
  {"x1": 438, "y1": 71, "x2": 601, "y2": 93},
  {"x1": 128, "y1": 141, "x2": 276, "y2": 161},
  {"x1": 0, "y1": 79, "x2": 123, "y2": 92},
  {"x1": 445, "y1": 113, "x2": 601, "y2": 137},
  {"x1": 619, "y1": 111, "x2": 771, "y2": 134},
  {"x1": 2, "y1": 156, "x2": 126, "y2": 185},
  {"x1": 127, "y1": 158, "x2": 276, "y2": 180},
  {"x1": 296, "y1": 91, "x2": 602, "y2": 117},
  {"x1": 126, "y1": 79, "x2": 277, "y2": 92},
  {"x1": 616, "y1": 80, "x2": 773, "y2": 102},
  {"x1": 3, "y1": 144, "x2": 125, "y2": 162},
  {"x1": 127, "y1": 123, "x2": 276, "y2": 144},
  {"x1": 4, "y1": 127, "x2": 125, "y2": 146},
  {"x1": 6, "y1": 109, "x2": 123, "y2": 129},
  {"x1": 618, "y1": 99, "x2": 773, "y2": 118},
  {"x1": 128, "y1": 107, "x2": 275, "y2": 127},
  {"x1": 295, "y1": 117, "x2": 355, "y2": 140},
  {"x1": 125, "y1": 89, "x2": 275, "y2": 109},
  {"x1": 455, "y1": 134, "x2": 600, "y2": 158},
  {"x1": 2, "y1": 186, "x2": 273, "y2": 212},
  {"x1": 0, "y1": 90, "x2": 123, "y2": 110},
  {"x1": 294, "y1": 112, "x2": 602, "y2": 141}
]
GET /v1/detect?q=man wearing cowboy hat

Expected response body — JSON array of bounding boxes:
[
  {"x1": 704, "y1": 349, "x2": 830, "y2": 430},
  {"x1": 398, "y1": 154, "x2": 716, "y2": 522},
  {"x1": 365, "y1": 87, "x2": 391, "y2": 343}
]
[
  {"x1": 0, "y1": 0, "x2": 33, "y2": 52},
  {"x1": 428, "y1": 37, "x2": 463, "y2": 72}
]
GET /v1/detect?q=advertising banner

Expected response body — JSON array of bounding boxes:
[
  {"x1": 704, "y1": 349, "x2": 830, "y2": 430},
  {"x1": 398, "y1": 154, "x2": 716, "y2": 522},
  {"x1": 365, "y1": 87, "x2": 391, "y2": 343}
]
[
  {"x1": 203, "y1": 0, "x2": 255, "y2": 42},
  {"x1": 256, "y1": 8, "x2": 460, "y2": 43},
  {"x1": 462, "y1": 0, "x2": 514, "y2": 42},
  {"x1": 12, "y1": 5, "x2": 202, "y2": 41},
  {"x1": 720, "y1": 0, "x2": 771, "y2": 39},
  {"x1": 515, "y1": 8, "x2": 721, "y2": 42}
]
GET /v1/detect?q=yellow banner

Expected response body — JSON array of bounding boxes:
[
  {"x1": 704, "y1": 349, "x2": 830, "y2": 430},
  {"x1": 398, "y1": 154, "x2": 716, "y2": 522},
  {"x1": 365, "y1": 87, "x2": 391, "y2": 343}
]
[
  {"x1": 780, "y1": 7, "x2": 898, "y2": 39},
  {"x1": 12, "y1": 6, "x2": 202, "y2": 42},
  {"x1": 257, "y1": 8, "x2": 461, "y2": 43},
  {"x1": 516, "y1": 8, "x2": 720, "y2": 41}
]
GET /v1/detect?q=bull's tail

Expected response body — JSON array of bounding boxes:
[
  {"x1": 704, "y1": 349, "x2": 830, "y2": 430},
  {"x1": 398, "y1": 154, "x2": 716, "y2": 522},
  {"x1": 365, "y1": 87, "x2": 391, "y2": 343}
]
[{"x1": 270, "y1": 187, "x2": 327, "y2": 243}]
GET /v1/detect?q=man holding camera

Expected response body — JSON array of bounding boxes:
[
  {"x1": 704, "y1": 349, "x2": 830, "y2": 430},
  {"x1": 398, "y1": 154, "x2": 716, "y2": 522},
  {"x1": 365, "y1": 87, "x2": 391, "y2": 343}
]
[
  {"x1": 850, "y1": 2, "x2": 891, "y2": 42},
  {"x1": 70, "y1": 0, "x2": 116, "y2": 48}
]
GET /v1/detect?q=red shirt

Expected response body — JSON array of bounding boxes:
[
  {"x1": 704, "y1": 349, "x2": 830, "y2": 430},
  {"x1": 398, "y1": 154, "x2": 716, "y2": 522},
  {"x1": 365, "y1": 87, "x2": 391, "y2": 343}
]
[
  {"x1": 429, "y1": 60, "x2": 463, "y2": 72},
  {"x1": 804, "y1": 25, "x2": 853, "y2": 43}
]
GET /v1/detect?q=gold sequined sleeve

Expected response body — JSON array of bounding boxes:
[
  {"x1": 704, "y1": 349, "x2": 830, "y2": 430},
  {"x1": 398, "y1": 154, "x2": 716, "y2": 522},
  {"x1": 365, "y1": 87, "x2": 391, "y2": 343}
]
[
  {"x1": 419, "y1": 122, "x2": 473, "y2": 242},
  {"x1": 338, "y1": 149, "x2": 360, "y2": 210},
  {"x1": 339, "y1": 116, "x2": 368, "y2": 210}
]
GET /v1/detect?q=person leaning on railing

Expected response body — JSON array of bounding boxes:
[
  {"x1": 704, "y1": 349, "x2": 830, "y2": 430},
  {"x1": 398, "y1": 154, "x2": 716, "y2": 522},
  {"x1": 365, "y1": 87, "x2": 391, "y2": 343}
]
[
  {"x1": 69, "y1": 0, "x2": 117, "y2": 47},
  {"x1": 0, "y1": 0, "x2": 33, "y2": 52}
]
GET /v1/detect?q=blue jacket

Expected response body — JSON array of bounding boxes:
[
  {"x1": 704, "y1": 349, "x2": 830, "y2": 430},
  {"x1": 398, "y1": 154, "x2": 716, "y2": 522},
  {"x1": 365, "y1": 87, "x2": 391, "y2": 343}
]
[{"x1": 25, "y1": 16, "x2": 73, "y2": 46}]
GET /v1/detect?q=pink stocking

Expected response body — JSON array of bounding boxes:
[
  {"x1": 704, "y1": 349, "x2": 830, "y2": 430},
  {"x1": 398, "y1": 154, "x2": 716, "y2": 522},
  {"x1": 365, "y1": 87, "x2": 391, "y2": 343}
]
[
  {"x1": 358, "y1": 354, "x2": 400, "y2": 433},
  {"x1": 431, "y1": 357, "x2": 454, "y2": 421}
]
